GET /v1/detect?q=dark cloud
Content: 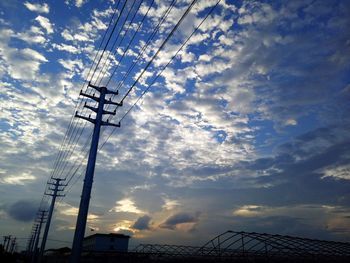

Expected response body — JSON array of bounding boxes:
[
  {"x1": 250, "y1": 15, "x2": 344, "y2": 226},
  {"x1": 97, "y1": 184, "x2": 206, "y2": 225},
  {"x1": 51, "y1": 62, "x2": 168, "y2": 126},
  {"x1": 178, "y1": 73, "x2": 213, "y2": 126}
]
[
  {"x1": 160, "y1": 212, "x2": 200, "y2": 230},
  {"x1": 132, "y1": 215, "x2": 152, "y2": 231},
  {"x1": 6, "y1": 200, "x2": 38, "y2": 222}
]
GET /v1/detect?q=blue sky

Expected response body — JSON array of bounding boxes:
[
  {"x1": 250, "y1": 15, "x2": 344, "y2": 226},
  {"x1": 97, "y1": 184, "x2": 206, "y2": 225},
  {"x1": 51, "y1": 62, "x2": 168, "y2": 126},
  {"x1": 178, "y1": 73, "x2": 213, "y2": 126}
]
[{"x1": 0, "y1": 0, "x2": 350, "y2": 251}]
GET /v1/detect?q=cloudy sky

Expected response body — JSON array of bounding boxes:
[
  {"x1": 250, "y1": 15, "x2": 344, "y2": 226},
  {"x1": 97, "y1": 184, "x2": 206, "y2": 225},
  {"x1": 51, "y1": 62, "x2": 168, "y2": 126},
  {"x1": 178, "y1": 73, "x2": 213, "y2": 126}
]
[{"x1": 0, "y1": 0, "x2": 350, "y2": 251}]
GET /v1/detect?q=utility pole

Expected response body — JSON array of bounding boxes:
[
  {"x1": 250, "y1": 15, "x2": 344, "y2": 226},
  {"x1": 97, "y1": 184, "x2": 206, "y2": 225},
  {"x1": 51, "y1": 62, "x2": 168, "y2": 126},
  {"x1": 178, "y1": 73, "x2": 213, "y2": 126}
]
[
  {"x1": 70, "y1": 82, "x2": 121, "y2": 262},
  {"x1": 31, "y1": 210, "x2": 47, "y2": 263},
  {"x1": 27, "y1": 225, "x2": 38, "y2": 257},
  {"x1": 5, "y1": 235, "x2": 11, "y2": 252},
  {"x1": 38, "y1": 177, "x2": 66, "y2": 263},
  {"x1": 10, "y1": 237, "x2": 16, "y2": 254}
]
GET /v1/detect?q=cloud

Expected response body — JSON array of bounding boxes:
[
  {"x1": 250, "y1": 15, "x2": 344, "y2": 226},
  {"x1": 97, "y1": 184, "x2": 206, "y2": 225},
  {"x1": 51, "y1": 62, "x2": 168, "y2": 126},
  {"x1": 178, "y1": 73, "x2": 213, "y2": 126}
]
[
  {"x1": 0, "y1": 172, "x2": 36, "y2": 185},
  {"x1": 132, "y1": 215, "x2": 152, "y2": 230},
  {"x1": 110, "y1": 198, "x2": 145, "y2": 214},
  {"x1": 162, "y1": 197, "x2": 180, "y2": 211},
  {"x1": 160, "y1": 212, "x2": 200, "y2": 230},
  {"x1": 320, "y1": 164, "x2": 350, "y2": 180},
  {"x1": 233, "y1": 205, "x2": 264, "y2": 217},
  {"x1": 35, "y1": 15, "x2": 53, "y2": 34},
  {"x1": 52, "y1": 43, "x2": 80, "y2": 54},
  {"x1": 24, "y1": 2, "x2": 49, "y2": 13},
  {"x1": 6, "y1": 200, "x2": 38, "y2": 222},
  {"x1": 14, "y1": 26, "x2": 46, "y2": 44},
  {"x1": 65, "y1": 0, "x2": 88, "y2": 8},
  {"x1": 2, "y1": 48, "x2": 48, "y2": 80},
  {"x1": 0, "y1": 30, "x2": 48, "y2": 81}
]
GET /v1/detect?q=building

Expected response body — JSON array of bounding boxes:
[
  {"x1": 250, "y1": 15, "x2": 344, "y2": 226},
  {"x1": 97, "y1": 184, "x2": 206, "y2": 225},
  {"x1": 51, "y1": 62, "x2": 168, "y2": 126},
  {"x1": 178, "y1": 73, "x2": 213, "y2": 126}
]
[{"x1": 83, "y1": 233, "x2": 130, "y2": 253}]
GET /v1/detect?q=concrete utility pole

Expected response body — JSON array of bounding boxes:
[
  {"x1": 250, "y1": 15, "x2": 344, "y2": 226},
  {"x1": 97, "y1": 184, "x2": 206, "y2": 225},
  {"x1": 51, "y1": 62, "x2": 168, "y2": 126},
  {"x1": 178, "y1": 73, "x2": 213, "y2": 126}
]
[
  {"x1": 10, "y1": 237, "x2": 16, "y2": 254},
  {"x1": 38, "y1": 177, "x2": 66, "y2": 263},
  {"x1": 5, "y1": 235, "x2": 11, "y2": 252},
  {"x1": 28, "y1": 225, "x2": 38, "y2": 257},
  {"x1": 31, "y1": 210, "x2": 47, "y2": 263},
  {"x1": 70, "y1": 82, "x2": 121, "y2": 262},
  {"x1": 3, "y1": 235, "x2": 11, "y2": 252}
]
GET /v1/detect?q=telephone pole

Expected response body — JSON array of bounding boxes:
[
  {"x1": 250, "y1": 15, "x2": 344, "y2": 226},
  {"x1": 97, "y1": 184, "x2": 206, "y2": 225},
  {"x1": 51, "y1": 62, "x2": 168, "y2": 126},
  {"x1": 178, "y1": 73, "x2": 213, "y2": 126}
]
[
  {"x1": 10, "y1": 237, "x2": 16, "y2": 254},
  {"x1": 3, "y1": 235, "x2": 11, "y2": 252},
  {"x1": 38, "y1": 178, "x2": 66, "y2": 263},
  {"x1": 70, "y1": 82, "x2": 121, "y2": 262},
  {"x1": 27, "y1": 225, "x2": 38, "y2": 257},
  {"x1": 5, "y1": 235, "x2": 11, "y2": 252},
  {"x1": 31, "y1": 210, "x2": 47, "y2": 263}
]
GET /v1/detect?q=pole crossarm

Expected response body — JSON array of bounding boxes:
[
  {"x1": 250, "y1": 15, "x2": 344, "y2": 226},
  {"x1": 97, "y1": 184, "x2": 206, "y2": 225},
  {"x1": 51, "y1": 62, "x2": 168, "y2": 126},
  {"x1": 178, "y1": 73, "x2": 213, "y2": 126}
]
[
  {"x1": 80, "y1": 91, "x2": 100, "y2": 102},
  {"x1": 84, "y1": 103, "x2": 116, "y2": 115},
  {"x1": 104, "y1": 99, "x2": 123, "y2": 106},
  {"x1": 75, "y1": 112, "x2": 96, "y2": 124},
  {"x1": 101, "y1": 120, "x2": 121, "y2": 127},
  {"x1": 88, "y1": 81, "x2": 119, "y2": 95}
]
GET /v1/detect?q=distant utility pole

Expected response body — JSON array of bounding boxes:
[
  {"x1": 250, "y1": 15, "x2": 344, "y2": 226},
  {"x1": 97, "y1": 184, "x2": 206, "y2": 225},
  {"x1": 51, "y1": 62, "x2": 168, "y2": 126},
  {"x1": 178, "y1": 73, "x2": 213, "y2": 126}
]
[
  {"x1": 5, "y1": 235, "x2": 11, "y2": 252},
  {"x1": 10, "y1": 237, "x2": 16, "y2": 254},
  {"x1": 38, "y1": 177, "x2": 66, "y2": 263},
  {"x1": 70, "y1": 82, "x2": 121, "y2": 262},
  {"x1": 27, "y1": 225, "x2": 38, "y2": 257},
  {"x1": 31, "y1": 210, "x2": 47, "y2": 263}
]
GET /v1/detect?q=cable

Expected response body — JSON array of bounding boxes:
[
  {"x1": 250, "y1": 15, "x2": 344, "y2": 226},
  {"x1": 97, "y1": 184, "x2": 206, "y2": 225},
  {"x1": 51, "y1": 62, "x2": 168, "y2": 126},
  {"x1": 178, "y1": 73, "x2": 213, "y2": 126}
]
[
  {"x1": 98, "y1": 0, "x2": 177, "y2": 119},
  {"x1": 94, "y1": 0, "x2": 141, "y2": 86},
  {"x1": 25, "y1": 1, "x2": 122, "y2": 251},
  {"x1": 56, "y1": 0, "x2": 157, "y2": 191},
  {"x1": 51, "y1": 1, "x2": 128, "y2": 182},
  {"x1": 50, "y1": 3, "x2": 120, "y2": 180},
  {"x1": 101, "y1": 0, "x2": 155, "y2": 89},
  {"x1": 100, "y1": 0, "x2": 222, "y2": 149}
]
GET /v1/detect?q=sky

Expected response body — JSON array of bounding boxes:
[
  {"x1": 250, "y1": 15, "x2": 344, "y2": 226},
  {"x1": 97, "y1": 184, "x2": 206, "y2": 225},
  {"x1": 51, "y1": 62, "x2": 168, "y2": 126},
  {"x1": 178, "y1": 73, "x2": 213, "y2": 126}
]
[{"x1": 0, "y1": 0, "x2": 350, "y2": 252}]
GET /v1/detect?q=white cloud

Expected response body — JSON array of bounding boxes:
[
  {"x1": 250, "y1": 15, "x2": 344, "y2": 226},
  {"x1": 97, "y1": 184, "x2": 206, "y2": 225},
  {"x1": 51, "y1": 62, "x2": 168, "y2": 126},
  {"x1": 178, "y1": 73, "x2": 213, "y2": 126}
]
[
  {"x1": 321, "y1": 165, "x2": 350, "y2": 180},
  {"x1": 162, "y1": 198, "x2": 180, "y2": 211},
  {"x1": 24, "y1": 2, "x2": 49, "y2": 13},
  {"x1": 110, "y1": 198, "x2": 145, "y2": 214},
  {"x1": 58, "y1": 58, "x2": 83, "y2": 71},
  {"x1": 52, "y1": 43, "x2": 80, "y2": 54},
  {"x1": 233, "y1": 205, "x2": 264, "y2": 217},
  {"x1": 0, "y1": 30, "x2": 48, "y2": 80},
  {"x1": 35, "y1": 15, "x2": 54, "y2": 34},
  {"x1": 75, "y1": 0, "x2": 87, "y2": 8},
  {"x1": 65, "y1": 0, "x2": 88, "y2": 8},
  {"x1": 0, "y1": 172, "x2": 36, "y2": 185},
  {"x1": 14, "y1": 26, "x2": 46, "y2": 44},
  {"x1": 61, "y1": 29, "x2": 74, "y2": 41}
]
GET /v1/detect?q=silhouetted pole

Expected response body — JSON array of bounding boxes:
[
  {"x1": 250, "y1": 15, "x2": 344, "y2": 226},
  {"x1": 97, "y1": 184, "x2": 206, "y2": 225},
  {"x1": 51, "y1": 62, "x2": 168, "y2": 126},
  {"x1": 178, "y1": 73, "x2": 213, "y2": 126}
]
[
  {"x1": 28, "y1": 225, "x2": 38, "y2": 257},
  {"x1": 70, "y1": 82, "x2": 121, "y2": 262},
  {"x1": 5, "y1": 235, "x2": 11, "y2": 252},
  {"x1": 31, "y1": 210, "x2": 47, "y2": 263},
  {"x1": 38, "y1": 178, "x2": 66, "y2": 263},
  {"x1": 10, "y1": 237, "x2": 16, "y2": 254}
]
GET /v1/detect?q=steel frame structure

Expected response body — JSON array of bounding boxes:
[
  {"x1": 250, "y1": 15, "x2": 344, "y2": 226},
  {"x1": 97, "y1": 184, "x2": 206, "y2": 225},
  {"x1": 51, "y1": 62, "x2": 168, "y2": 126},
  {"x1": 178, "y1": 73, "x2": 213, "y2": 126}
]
[{"x1": 133, "y1": 230, "x2": 350, "y2": 262}]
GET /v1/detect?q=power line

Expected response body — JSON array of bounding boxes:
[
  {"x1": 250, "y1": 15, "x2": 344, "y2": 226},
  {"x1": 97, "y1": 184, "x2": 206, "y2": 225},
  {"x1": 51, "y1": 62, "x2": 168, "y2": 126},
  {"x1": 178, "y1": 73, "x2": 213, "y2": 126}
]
[
  {"x1": 50, "y1": 0, "x2": 128, "y2": 183},
  {"x1": 54, "y1": 0, "x2": 162, "y2": 194},
  {"x1": 58, "y1": 0, "x2": 220, "y2": 201},
  {"x1": 94, "y1": 0, "x2": 142, "y2": 86},
  {"x1": 49, "y1": 3, "x2": 120, "y2": 181},
  {"x1": 100, "y1": 0, "x2": 222, "y2": 149},
  {"x1": 25, "y1": 1, "x2": 123, "y2": 255}
]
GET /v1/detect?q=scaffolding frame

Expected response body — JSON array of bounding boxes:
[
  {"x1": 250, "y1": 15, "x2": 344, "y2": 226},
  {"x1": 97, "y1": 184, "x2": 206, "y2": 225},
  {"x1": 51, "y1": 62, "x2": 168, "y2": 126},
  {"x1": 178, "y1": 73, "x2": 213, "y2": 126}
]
[{"x1": 134, "y1": 230, "x2": 350, "y2": 262}]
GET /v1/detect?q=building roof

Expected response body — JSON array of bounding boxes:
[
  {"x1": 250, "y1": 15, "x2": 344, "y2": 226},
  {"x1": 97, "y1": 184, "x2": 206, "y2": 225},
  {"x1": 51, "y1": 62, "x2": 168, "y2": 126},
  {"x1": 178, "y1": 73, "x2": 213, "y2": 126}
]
[{"x1": 84, "y1": 233, "x2": 130, "y2": 240}]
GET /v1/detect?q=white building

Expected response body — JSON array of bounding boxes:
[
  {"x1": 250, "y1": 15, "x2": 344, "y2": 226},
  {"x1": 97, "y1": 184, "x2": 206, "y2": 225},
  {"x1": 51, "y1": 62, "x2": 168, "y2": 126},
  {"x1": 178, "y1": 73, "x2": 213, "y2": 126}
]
[{"x1": 83, "y1": 233, "x2": 130, "y2": 252}]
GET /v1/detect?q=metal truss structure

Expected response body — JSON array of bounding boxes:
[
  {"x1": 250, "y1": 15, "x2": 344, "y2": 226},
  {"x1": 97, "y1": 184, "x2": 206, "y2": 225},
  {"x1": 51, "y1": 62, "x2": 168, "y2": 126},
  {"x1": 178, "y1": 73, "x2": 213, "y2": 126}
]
[{"x1": 133, "y1": 230, "x2": 350, "y2": 262}]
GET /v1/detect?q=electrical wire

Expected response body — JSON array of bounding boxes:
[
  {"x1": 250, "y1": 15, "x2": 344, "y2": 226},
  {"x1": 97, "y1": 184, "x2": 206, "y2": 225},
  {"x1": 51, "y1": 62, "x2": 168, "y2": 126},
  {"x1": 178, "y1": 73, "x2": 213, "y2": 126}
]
[{"x1": 100, "y1": 0, "x2": 221, "y2": 149}]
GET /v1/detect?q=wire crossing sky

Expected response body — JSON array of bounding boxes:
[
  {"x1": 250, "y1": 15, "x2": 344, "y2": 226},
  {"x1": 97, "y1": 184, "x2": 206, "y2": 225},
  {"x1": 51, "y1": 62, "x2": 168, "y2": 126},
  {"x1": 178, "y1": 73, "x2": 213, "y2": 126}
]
[{"x1": 0, "y1": 0, "x2": 350, "y2": 251}]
